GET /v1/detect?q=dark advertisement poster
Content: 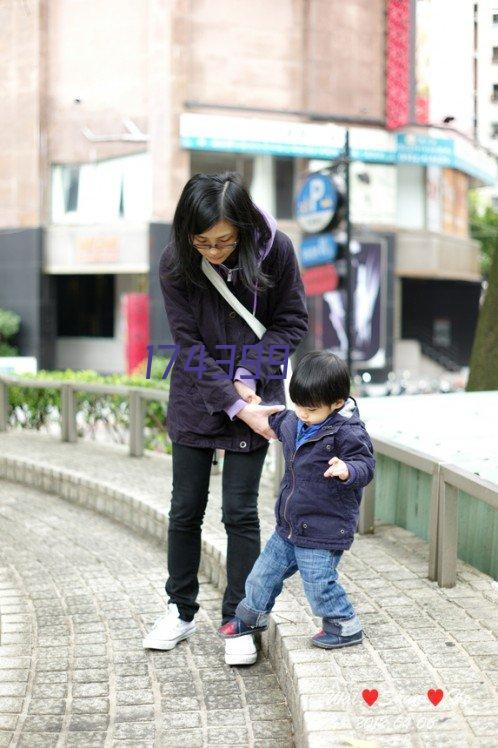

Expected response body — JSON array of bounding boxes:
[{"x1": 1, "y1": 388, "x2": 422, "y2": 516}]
[{"x1": 322, "y1": 238, "x2": 387, "y2": 368}]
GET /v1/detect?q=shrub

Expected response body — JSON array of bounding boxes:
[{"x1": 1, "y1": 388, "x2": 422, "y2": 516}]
[
  {"x1": 5, "y1": 357, "x2": 172, "y2": 454},
  {"x1": 0, "y1": 308, "x2": 21, "y2": 357}
]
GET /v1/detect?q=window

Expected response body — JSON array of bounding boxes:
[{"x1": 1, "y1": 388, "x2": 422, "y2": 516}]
[
  {"x1": 491, "y1": 123, "x2": 498, "y2": 138},
  {"x1": 118, "y1": 178, "x2": 125, "y2": 217},
  {"x1": 56, "y1": 275, "x2": 115, "y2": 337},
  {"x1": 189, "y1": 151, "x2": 296, "y2": 219},
  {"x1": 275, "y1": 157, "x2": 295, "y2": 219},
  {"x1": 493, "y1": 47, "x2": 498, "y2": 62},
  {"x1": 397, "y1": 164, "x2": 426, "y2": 230},
  {"x1": 492, "y1": 84, "x2": 498, "y2": 101},
  {"x1": 433, "y1": 318, "x2": 451, "y2": 348},
  {"x1": 63, "y1": 166, "x2": 79, "y2": 212},
  {"x1": 190, "y1": 151, "x2": 254, "y2": 185},
  {"x1": 494, "y1": 12, "x2": 498, "y2": 24},
  {"x1": 52, "y1": 152, "x2": 151, "y2": 223}
]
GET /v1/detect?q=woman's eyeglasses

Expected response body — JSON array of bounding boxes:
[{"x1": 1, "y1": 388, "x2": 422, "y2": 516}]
[{"x1": 191, "y1": 240, "x2": 238, "y2": 251}]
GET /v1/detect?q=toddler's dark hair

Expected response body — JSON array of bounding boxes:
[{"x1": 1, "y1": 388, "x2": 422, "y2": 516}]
[{"x1": 289, "y1": 350, "x2": 350, "y2": 407}]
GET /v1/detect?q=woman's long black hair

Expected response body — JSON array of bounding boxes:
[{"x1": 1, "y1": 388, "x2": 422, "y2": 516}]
[{"x1": 167, "y1": 171, "x2": 276, "y2": 294}]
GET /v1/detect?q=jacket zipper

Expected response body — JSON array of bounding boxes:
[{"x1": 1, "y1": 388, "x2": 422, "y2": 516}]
[
  {"x1": 283, "y1": 456, "x2": 296, "y2": 538},
  {"x1": 282, "y1": 425, "x2": 339, "y2": 540}
]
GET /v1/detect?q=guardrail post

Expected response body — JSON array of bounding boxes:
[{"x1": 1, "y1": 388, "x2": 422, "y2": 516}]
[
  {"x1": 129, "y1": 390, "x2": 145, "y2": 457},
  {"x1": 273, "y1": 440, "x2": 285, "y2": 496},
  {"x1": 428, "y1": 464, "x2": 440, "y2": 581},
  {"x1": 0, "y1": 381, "x2": 8, "y2": 432},
  {"x1": 61, "y1": 384, "x2": 77, "y2": 443},
  {"x1": 437, "y1": 471, "x2": 458, "y2": 587},
  {"x1": 358, "y1": 478, "x2": 375, "y2": 534}
]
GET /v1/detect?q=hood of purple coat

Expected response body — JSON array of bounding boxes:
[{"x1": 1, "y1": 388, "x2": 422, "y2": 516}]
[
  {"x1": 212, "y1": 204, "x2": 278, "y2": 316},
  {"x1": 253, "y1": 204, "x2": 277, "y2": 313},
  {"x1": 255, "y1": 204, "x2": 278, "y2": 262}
]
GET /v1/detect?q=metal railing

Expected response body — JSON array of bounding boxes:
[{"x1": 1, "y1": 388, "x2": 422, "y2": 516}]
[
  {"x1": 1, "y1": 373, "x2": 497, "y2": 588},
  {"x1": 356, "y1": 437, "x2": 498, "y2": 587},
  {"x1": 358, "y1": 436, "x2": 440, "y2": 577},
  {"x1": 436, "y1": 465, "x2": 498, "y2": 586},
  {"x1": 0, "y1": 374, "x2": 169, "y2": 458}
]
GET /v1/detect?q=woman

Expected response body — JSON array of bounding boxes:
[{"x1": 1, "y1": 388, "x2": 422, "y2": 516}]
[{"x1": 143, "y1": 171, "x2": 309, "y2": 665}]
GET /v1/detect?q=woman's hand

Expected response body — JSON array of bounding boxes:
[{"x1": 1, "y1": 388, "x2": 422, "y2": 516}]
[
  {"x1": 234, "y1": 380, "x2": 261, "y2": 405},
  {"x1": 236, "y1": 402, "x2": 285, "y2": 440}
]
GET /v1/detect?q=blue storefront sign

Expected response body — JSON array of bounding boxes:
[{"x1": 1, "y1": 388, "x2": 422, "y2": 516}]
[
  {"x1": 295, "y1": 174, "x2": 339, "y2": 233},
  {"x1": 395, "y1": 133, "x2": 454, "y2": 166},
  {"x1": 300, "y1": 233, "x2": 338, "y2": 268},
  {"x1": 180, "y1": 113, "x2": 497, "y2": 186}
]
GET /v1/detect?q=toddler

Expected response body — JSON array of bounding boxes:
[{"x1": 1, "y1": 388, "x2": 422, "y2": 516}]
[{"x1": 218, "y1": 350, "x2": 375, "y2": 650}]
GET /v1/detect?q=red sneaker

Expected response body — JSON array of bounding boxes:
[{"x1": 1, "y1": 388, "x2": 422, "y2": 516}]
[{"x1": 218, "y1": 616, "x2": 267, "y2": 638}]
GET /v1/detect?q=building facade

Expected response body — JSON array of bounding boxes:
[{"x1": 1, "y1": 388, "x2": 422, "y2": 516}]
[
  {"x1": 0, "y1": 0, "x2": 495, "y2": 377},
  {"x1": 475, "y1": 0, "x2": 498, "y2": 211}
]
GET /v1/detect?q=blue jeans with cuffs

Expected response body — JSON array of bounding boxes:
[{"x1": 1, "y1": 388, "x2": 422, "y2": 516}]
[{"x1": 235, "y1": 530, "x2": 362, "y2": 637}]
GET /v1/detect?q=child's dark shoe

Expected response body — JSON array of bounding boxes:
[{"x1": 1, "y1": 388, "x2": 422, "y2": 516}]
[
  {"x1": 311, "y1": 628, "x2": 363, "y2": 649},
  {"x1": 218, "y1": 616, "x2": 267, "y2": 638}
]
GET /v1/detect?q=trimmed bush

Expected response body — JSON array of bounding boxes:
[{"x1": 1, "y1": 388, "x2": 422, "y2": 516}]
[
  {"x1": 5, "y1": 358, "x2": 172, "y2": 454},
  {"x1": 0, "y1": 308, "x2": 21, "y2": 357}
]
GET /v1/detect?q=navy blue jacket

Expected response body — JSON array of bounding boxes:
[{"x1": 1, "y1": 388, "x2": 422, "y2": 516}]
[
  {"x1": 158, "y1": 208, "x2": 309, "y2": 453},
  {"x1": 268, "y1": 398, "x2": 375, "y2": 551}
]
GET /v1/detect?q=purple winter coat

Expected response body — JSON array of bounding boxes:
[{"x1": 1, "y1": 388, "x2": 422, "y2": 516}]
[{"x1": 158, "y1": 208, "x2": 309, "y2": 453}]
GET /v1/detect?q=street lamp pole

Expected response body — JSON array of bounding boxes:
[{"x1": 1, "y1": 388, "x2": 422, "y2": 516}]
[
  {"x1": 308, "y1": 131, "x2": 354, "y2": 373},
  {"x1": 344, "y1": 128, "x2": 354, "y2": 375}
]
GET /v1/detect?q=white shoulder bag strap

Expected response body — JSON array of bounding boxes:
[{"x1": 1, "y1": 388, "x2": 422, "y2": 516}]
[{"x1": 201, "y1": 256, "x2": 293, "y2": 406}]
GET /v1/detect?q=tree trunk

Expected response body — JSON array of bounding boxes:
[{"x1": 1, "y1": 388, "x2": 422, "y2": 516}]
[{"x1": 467, "y1": 245, "x2": 498, "y2": 391}]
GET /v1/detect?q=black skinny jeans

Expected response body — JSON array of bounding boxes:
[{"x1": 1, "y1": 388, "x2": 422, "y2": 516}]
[{"x1": 166, "y1": 441, "x2": 270, "y2": 624}]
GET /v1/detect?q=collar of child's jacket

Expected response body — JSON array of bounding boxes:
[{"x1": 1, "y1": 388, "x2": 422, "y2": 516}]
[
  {"x1": 295, "y1": 396, "x2": 357, "y2": 435},
  {"x1": 296, "y1": 410, "x2": 336, "y2": 440}
]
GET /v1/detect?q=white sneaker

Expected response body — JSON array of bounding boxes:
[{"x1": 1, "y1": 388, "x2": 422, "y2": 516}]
[
  {"x1": 224, "y1": 634, "x2": 257, "y2": 666},
  {"x1": 142, "y1": 603, "x2": 196, "y2": 650}
]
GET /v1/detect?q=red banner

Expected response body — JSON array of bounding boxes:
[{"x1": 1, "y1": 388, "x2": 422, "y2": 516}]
[
  {"x1": 415, "y1": 94, "x2": 429, "y2": 124},
  {"x1": 385, "y1": 0, "x2": 412, "y2": 130},
  {"x1": 302, "y1": 264, "x2": 339, "y2": 296},
  {"x1": 123, "y1": 293, "x2": 149, "y2": 375}
]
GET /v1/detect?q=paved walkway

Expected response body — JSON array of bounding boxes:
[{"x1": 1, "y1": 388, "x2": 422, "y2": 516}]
[
  {"x1": 1, "y1": 431, "x2": 498, "y2": 747},
  {"x1": 0, "y1": 478, "x2": 293, "y2": 747}
]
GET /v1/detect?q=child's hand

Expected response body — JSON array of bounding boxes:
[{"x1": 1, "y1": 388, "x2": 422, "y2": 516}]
[
  {"x1": 234, "y1": 380, "x2": 262, "y2": 404},
  {"x1": 324, "y1": 457, "x2": 349, "y2": 481}
]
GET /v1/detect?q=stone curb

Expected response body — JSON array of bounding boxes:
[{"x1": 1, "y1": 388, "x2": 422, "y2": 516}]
[{"x1": 0, "y1": 452, "x2": 333, "y2": 748}]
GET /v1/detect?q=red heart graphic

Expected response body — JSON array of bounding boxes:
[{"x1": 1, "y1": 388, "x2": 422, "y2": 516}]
[
  {"x1": 362, "y1": 688, "x2": 379, "y2": 706},
  {"x1": 427, "y1": 688, "x2": 444, "y2": 706}
]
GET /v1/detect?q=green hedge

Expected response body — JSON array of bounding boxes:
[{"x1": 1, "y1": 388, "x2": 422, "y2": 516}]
[
  {"x1": 0, "y1": 307, "x2": 21, "y2": 356},
  {"x1": 4, "y1": 356, "x2": 172, "y2": 454}
]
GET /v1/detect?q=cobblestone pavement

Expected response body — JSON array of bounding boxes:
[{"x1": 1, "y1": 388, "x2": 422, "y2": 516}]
[
  {"x1": 0, "y1": 478, "x2": 294, "y2": 747},
  {"x1": 1, "y1": 432, "x2": 498, "y2": 746}
]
